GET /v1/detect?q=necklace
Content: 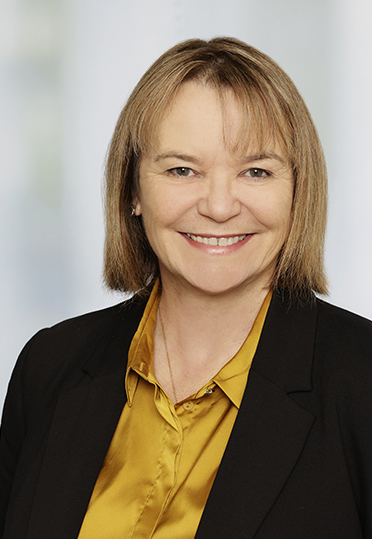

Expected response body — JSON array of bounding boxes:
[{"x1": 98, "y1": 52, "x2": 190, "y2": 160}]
[{"x1": 158, "y1": 303, "x2": 178, "y2": 403}]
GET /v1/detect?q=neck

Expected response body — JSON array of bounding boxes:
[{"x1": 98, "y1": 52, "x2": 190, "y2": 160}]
[
  {"x1": 159, "y1": 270, "x2": 270, "y2": 331},
  {"x1": 153, "y1": 276, "x2": 270, "y2": 403}
]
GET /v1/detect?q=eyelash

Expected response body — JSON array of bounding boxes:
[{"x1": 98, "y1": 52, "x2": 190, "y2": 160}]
[
  {"x1": 167, "y1": 167, "x2": 271, "y2": 179},
  {"x1": 243, "y1": 168, "x2": 271, "y2": 179},
  {"x1": 168, "y1": 167, "x2": 195, "y2": 177}
]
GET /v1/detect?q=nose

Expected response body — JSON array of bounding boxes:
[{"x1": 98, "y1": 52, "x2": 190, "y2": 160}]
[{"x1": 197, "y1": 175, "x2": 241, "y2": 222}]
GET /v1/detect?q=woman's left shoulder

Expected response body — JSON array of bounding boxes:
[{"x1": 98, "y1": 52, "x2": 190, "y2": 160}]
[
  {"x1": 316, "y1": 297, "x2": 372, "y2": 344},
  {"x1": 313, "y1": 297, "x2": 372, "y2": 379}
]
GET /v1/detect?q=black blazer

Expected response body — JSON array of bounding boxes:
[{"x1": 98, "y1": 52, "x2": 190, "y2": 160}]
[{"x1": 1, "y1": 292, "x2": 372, "y2": 538}]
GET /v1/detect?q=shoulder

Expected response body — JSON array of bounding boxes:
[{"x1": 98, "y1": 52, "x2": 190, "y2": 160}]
[
  {"x1": 315, "y1": 298, "x2": 372, "y2": 365},
  {"x1": 309, "y1": 299, "x2": 372, "y2": 407},
  {"x1": 34, "y1": 295, "x2": 145, "y2": 344},
  {"x1": 264, "y1": 292, "x2": 372, "y2": 394},
  {"x1": 1, "y1": 295, "x2": 148, "y2": 455},
  {"x1": 7, "y1": 295, "x2": 149, "y2": 407},
  {"x1": 24, "y1": 295, "x2": 148, "y2": 358},
  {"x1": 24, "y1": 302, "x2": 124, "y2": 357},
  {"x1": 316, "y1": 297, "x2": 372, "y2": 336}
]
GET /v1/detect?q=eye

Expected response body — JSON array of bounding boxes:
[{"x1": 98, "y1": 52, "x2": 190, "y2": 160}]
[
  {"x1": 168, "y1": 167, "x2": 195, "y2": 177},
  {"x1": 244, "y1": 168, "x2": 270, "y2": 179}
]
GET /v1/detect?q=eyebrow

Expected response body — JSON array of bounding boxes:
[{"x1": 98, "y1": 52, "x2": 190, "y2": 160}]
[
  {"x1": 154, "y1": 152, "x2": 202, "y2": 165},
  {"x1": 240, "y1": 152, "x2": 286, "y2": 164},
  {"x1": 154, "y1": 151, "x2": 285, "y2": 165}
]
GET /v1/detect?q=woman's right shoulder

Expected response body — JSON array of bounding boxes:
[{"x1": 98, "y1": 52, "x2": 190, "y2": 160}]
[
  {"x1": 7, "y1": 295, "x2": 149, "y2": 406},
  {"x1": 19, "y1": 299, "x2": 129, "y2": 362},
  {"x1": 35, "y1": 295, "x2": 142, "y2": 342}
]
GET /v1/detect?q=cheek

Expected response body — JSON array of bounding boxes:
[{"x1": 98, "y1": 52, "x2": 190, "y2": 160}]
[
  {"x1": 140, "y1": 207, "x2": 162, "y2": 240},
  {"x1": 270, "y1": 184, "x2": 293, "y2": 225},
  {"x1": 251, "y1": 191, "x2": 293, "y2": 232},
  {"x1": 139, "y1": 191, "x2": 177, "y2": 250},
  {"x1": 138, "y1": 182, "x2": 163, "y2": 220},
  {"x1": 141, "y1": 183, "x2": 196, "y2": 228}
]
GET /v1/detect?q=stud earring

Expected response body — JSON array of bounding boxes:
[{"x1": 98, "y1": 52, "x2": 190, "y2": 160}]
[{"x1": 130, "y1": 205, "x2": 136, "y2": 216}]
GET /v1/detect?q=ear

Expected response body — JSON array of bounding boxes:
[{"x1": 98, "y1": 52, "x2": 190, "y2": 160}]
[{"x1": 132, "y1": 199, "x2": 142, "y2": 216}]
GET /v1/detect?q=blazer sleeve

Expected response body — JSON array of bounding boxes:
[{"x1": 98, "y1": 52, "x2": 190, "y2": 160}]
[
  {"x1": 0, "y1": 335, "x2": 35, "y2": 536},
  {"x1": 337, "y1": 373, "x2": 372, "y2": 537}
]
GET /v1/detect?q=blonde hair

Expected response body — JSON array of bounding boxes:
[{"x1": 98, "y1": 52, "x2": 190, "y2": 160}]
[{"x1": 103, "y1": 37, "x2": 328, "y2": 298}]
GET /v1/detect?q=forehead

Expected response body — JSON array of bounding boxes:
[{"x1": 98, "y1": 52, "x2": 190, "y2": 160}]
[{"x1": 144, "y1": 80, "x2": 289, "y2": 160}]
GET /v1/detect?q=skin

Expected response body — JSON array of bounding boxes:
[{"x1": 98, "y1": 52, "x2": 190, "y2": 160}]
[{"x1": 135, "y1": 81, "x2": 294, "y2": 402}]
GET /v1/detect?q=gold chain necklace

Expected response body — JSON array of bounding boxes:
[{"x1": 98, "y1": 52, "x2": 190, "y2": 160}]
[{"x1": 158, "y1": 303, "x2": 178, "y2": 403}]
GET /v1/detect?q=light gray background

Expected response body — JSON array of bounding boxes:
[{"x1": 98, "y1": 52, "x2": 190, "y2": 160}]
[{"x1": 1, "y1": 0, "x2": 372, "y2": 408}]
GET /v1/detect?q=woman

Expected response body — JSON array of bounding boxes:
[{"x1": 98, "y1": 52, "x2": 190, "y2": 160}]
[{"x1": 1, "y1": 38, "x2": 372, "y2": 538}]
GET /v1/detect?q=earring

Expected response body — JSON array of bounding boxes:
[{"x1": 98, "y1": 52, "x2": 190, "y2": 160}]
[{"x1": 130, "y1": 205, "x2": 136, "y2": 216}]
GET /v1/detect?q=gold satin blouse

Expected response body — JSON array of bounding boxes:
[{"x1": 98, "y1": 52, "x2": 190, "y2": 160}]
[{"x1": 78, "y1": 284, "x2": 271, "y2": 538}]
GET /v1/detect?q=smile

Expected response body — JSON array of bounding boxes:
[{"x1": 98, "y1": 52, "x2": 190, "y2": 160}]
[{"x1": 184, "y1": 233, "x2": 248, "y2": 246}]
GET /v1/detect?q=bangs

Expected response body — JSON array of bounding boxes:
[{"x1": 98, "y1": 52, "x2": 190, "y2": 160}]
[
  {"x1": 217, "y1": 85, "x2": 292, "y2": 161},
  {"x1": 131, "y1": 70, "x2": 295, "y2": 167},
  {"x1": 134, "y1": 79, "x2": 294, "y2": 167}
]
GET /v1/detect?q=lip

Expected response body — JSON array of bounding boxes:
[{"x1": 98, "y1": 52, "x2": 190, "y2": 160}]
[{"x1": 181, "y1": 232, "x2": 254, "y2": 254}]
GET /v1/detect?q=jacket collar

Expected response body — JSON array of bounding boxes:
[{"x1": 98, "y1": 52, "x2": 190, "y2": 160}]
[
  {"x1": 82, "y1": 295, "x2": 148, "y2": 379},
  {"x1": 82, "y1": 288, "x2": 317, "y2": 393},
  {"x1": 251, "y1": 289, "x2": 317, "y2": 392}
]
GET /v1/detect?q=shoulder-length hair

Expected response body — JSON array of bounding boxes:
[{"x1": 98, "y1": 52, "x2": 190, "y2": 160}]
[{"x1": 103, "y1": 37, "x2": 328, "y2": 298}]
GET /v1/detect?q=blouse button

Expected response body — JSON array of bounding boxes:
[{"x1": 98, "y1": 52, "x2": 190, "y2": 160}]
[{"x1": 183, "y1": 401, "x2": 194, "y2": 411}]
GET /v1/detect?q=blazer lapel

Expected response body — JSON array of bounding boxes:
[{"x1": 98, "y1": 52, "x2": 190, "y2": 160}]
[
  {"x1": 196, "y1": 292, "x2": 318, "y2": 538},
  {"x1": 26, "y1": 371, "x2": 126, "y2": 539},
  {"x1": 26, "y1": 297, "x2": 147, "y2": 539}
]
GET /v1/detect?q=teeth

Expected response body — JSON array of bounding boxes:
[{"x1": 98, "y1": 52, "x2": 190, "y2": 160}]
[{"x1": 186, "y1": 234, "x2": 247, "y2": 246}]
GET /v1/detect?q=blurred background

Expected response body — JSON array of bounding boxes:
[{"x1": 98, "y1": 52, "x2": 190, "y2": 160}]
[{"x1": 1, "y1": 0, "x2": 372, "y2": 408}]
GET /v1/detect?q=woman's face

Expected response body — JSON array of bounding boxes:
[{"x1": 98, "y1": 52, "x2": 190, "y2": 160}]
[{"x1": 135, "y1": 81, "x2": 293, "y2": 297}]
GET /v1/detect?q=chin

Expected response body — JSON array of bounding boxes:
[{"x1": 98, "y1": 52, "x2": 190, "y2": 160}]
[{"x1": 185, "y1": 273, "x2": 252, "y2": 297}]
